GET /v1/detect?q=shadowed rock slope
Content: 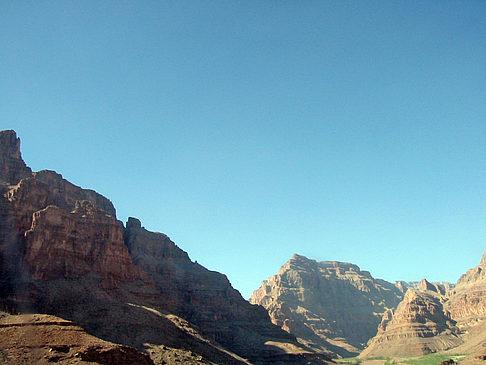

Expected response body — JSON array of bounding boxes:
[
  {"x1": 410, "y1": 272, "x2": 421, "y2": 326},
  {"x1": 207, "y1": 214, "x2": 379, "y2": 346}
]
[
  {"x1": 0, "y1": 130, "x2": 331, "y2": 365},
  {"x1": 250, "y1": 254, "x2": 403, "y2": 357},
  {"x1": 0, "y1": 312, "x2": 154, "y2": 365}
]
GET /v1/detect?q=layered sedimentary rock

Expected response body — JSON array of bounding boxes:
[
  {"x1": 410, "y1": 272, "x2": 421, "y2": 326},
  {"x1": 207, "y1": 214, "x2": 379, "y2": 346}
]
[
  {"x1": 0, "y1": 130, "x2": 330, "y2": 365},
  {"x1": 360, "y1": 279, "x2": 462, "y2": 358},
  {"x1": 442, "y1": 251, "x2": 486, "y2": 357},
  {"x1": 394, "y1": 280, "x2": 454, "y2": 295},
  {"x1": 361, "y1": 252, "x2": 486, "y2": 359},
  {"x1": 250, "y1": 254, "x2": 403, "y2": 357},
  {"x1": 446, "y1": 251, "x2": 486, "y2": 321},
  {"x1": 23, "y1": 201, "x2": 142, "y2": 284}
]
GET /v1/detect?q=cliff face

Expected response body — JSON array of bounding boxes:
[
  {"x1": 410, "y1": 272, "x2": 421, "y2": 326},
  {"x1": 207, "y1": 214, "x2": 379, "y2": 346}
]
[
  {"x1": 23, "y1": 201, "x2": 142, "y2": 284},
  {"x1": 0, "y1": 130, "x2": 31, "y2": 185},
  {"x1": 250, "y1": 254, "x2": 403, "y2": 357},
  {"x1": 0, "y1": 130, "x2": 330, "y2": 365},
  {"x1": 361, "y1": 253, "x2": 486, "y2": 359},
  {"x1": 359, "y1": 280, "x2": 462, "y2": 358},
  {"x1": 446, "y1": 252, "x2": 486, "y2": 321}
]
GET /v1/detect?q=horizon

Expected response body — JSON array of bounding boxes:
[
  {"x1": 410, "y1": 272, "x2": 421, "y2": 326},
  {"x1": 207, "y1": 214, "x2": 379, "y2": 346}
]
[{"x1": 2, "y1": 2, "x2": 485, "y2": 299}]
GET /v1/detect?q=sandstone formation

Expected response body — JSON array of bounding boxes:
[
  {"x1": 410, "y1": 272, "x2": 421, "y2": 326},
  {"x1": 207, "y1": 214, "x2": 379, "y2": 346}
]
[
  {"x1": 23, "y1": 201, "x2": 142, "y2": 284},
  {"x1": 361, "y1": 253, "x2": 486, "y2": 359},
  {"x1": 394, "y1": 280, "x2": 454, "y2": 295},
  {"x1": 250, "y1": 254, "x2": 403, "y2": 357},
  {"x1": 442, "y1": 250, "x2": 486, "y2": 357},
  {"x1": 446, "y1": 251, "x2": 486, "y2": 321},
  {"x1": 0, "y1": 312, "x2": 154, "y2": 364},
  {"x1": 359, "y1": 279, "x2": 462, "y2": 358},
  {"x1": 0, "y1": 130, "x2": 331, "y2": 365}
]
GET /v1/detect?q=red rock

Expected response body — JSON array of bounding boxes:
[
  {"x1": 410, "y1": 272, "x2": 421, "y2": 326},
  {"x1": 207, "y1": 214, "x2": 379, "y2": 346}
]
[
  {"x1": 1, "y1": 130, "x2": 330, "y2": 365},
  {"x1": 23, "y1": 201, "x2": 143, "y2": 285}
]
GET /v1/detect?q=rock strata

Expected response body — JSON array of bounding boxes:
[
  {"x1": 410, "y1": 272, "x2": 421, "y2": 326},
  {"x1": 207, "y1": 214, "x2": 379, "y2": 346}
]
[
  {"x1": 23, "y1": 201, "x2": 142, "y2": 284},
  {"x1": 361, "y1": 252, "x2": 486, "y2": 359},
  {"x1": 360, "y1": 280, "x2": 462, "y2": 358},
  {"x1": 250, "y1": 254, "x2": 403, "y2": 357}
]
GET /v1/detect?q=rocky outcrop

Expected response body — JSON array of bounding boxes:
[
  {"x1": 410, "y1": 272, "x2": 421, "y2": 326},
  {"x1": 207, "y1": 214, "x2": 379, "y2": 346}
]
[
  {"x1": 359, "y1": 281, "x2": 462, "y2": 358},
  {"x1": 0, "y1": 312, "x2": 154, "y2": 364},
  {"x1": 6, "y1": 170, "x2": 115, "y2": 234},
  {"x1": 250, "y1": 254, "x2": 403, "y2": 357},
  {"x1": 0, "y1": 130, "x2": 31, "y2": 185},
  {"x1": 394, "y1": 280, "x2": 454, "y2": 295},
  {"x1": 441, "y1": 250, "x2": 486, "y2": 357},
  {"x1": 446, "y1": 251, "x2": 486, "y2": 321},
  {"x1": 23, "y1": 201, "x2": 143, "y2": 284},
  {"x1": 0, "y1": 130, "x2": 330, "y2": 365},
  {"x1": 361, "y1": 251, "x2": 486, "y2": 359}
]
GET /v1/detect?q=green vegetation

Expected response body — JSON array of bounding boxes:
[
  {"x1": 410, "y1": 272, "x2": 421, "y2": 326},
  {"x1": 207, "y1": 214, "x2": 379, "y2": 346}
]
[
  {"x1": 337, "y1": 353, "x2": 466, "y2": 365},
  {"x1": 400, "y1": 353, "x2": 465, "y2": 364}
]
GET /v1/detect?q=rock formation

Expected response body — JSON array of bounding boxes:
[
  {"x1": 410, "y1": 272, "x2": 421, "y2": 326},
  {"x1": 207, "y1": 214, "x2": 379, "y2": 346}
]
[
  {"x1": 442, "y1": 250, "x2": 486, "y2": 357},
  {"x1": 0, "y1": 130, "x2": 331, "y2": 365},
  {"x1": 23, "y1": 201, "x2": 142, "y2": 284},
  {"x1": 359, "y1": 279, "x2": 462, "y2": 358},
  {"x1": 361, "y1": 253, "x2": 486, "y2": 359},
  {"x1": 446, "y1": 251, "x2": 486, "y2": 321},
  {"x1": 0, "y1": 130, "x2": 31, "y2": 185},
  {"x1": 394, "y1": 280, "x2": 454, "y2": 295},
  {"x1": 250, "y1": 254, "x2": 403, "y2": 357}
]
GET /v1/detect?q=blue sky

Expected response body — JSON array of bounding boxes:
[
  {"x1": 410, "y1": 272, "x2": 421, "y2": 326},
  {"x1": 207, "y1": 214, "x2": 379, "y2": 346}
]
[{"x1": 1, "y1": 1, "x2": 486, "y2": 299}]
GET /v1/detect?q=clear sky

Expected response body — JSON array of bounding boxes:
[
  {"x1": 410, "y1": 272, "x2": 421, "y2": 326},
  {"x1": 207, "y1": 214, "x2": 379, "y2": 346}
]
[{"x1": 1, "y1": 1, "x2": 485, "y2": 299}]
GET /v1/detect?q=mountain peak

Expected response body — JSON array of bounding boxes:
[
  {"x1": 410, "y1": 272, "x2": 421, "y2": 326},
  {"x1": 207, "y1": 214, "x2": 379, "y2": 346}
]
[{"x1": 0, "y1": 129, "x2": 32, "y2": 185}]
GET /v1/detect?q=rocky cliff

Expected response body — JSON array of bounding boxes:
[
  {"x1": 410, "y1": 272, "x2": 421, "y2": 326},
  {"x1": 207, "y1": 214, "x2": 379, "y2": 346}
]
[
  {"x1": 359, "y1": 279, "x2": 462, "y2": 358},
  {"x1": 446, "y1": 251, "x2": 486, "y2": 321},
  {"x1": 0, "y1": 130, "x2": 331, "y2": 365},
  {"x1": 0, "y1": 130, "x2": 31, "y2": 185},
  {"x1": 250, "y1": 254, "x2": 403, "y2": 357},
  {"x1": 360, "y1": 253, "x2": 486, "y2": 359}
]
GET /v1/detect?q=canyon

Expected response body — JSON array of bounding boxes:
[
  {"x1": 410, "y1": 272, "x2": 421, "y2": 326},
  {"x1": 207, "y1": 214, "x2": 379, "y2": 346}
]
[
  {"x1": 1, "y1": 129, "x2": 485, "y2": 364},
  {"x1": 0, "y1": 130, "x2": 331, "y2": 365}
]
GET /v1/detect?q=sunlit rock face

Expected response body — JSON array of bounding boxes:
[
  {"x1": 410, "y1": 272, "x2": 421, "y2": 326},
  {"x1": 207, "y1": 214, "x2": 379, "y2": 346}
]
[
  {"x1": 23, "y1": 201, "x2": 142, "y2": 284},
  {"x1": 250, "y1": 254, "x2": 403, "y2": 357},
  {"x1": 361, "y1": 252, "x2": 486, "y2": 359},
  {"x1": 360, "y1": 279, "x2": 462, "y2": 358},
  {"x1": 446, "y1": 251, "x2": 486, "y2": 321}
]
